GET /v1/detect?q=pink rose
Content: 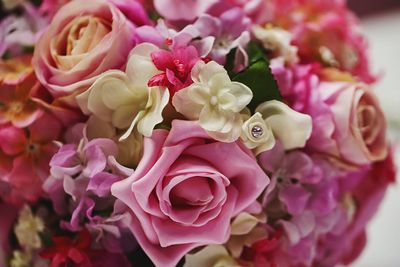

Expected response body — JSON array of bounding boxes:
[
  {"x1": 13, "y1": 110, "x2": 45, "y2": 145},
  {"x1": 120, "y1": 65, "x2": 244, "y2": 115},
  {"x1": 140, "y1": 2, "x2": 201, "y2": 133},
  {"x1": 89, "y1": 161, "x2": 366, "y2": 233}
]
[
  {"x1": 33, "y1": 0, "x2": 142, "y2": 97},
  {"x1": 112, "y1": 120, "x2": 269, "y2": 267},
  {"x1": 310, "y1": 82, "x2": 388, "y2": 166}
]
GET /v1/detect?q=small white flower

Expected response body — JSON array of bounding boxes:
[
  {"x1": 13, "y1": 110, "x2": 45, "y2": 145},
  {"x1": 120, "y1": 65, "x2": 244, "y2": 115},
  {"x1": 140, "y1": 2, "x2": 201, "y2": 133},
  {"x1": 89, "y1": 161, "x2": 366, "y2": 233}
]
[
  {"x1": 77, "y1": 43, "x2": 169, "y2": 140},
  {"x1": 241, "y1": 112, "x2": 275, "y2": 155},
  {"x1": 173, "y1": 61, "x2": 253, "y2": 142},
  {"x1": 14, "y1": 206, "x2": 44, "y2": 250},
  {"x1": 256, "y1": 100, "x2": 312, "y2": 150},
  {"x1": 253, "y1": 25, "x2": 298, "y2": 64}
]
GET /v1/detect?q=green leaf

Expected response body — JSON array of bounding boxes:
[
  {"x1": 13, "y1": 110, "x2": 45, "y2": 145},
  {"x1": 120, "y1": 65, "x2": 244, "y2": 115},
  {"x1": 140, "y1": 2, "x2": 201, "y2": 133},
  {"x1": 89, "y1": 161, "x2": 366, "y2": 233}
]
[
  {"x1": 247, "y1": 41, "x2": 265, "y2": 64},
  {"x1": 232, "y1": 42, "x2": 282, "y2": 111}
]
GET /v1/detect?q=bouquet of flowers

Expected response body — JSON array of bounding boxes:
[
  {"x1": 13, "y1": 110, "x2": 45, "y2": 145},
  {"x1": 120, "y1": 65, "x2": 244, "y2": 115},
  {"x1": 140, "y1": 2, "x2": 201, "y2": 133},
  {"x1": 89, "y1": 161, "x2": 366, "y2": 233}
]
[{"x1": 0, "y1": 0, "x2": 396, "y2": 266}]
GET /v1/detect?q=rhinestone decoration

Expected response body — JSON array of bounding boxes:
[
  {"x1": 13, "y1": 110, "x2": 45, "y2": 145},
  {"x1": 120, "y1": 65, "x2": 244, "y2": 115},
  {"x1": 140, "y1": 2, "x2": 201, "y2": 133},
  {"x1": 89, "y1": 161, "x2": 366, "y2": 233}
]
[{"x1": 251, "y1": 125, "x2": 264, "y2": 138}]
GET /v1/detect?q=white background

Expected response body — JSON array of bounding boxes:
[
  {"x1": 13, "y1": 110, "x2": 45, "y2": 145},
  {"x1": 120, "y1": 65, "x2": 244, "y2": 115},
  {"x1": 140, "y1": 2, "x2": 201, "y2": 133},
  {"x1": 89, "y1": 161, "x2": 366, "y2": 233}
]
[{"x1": 353, "y1": 9, "x2": 400, "y2": 267}]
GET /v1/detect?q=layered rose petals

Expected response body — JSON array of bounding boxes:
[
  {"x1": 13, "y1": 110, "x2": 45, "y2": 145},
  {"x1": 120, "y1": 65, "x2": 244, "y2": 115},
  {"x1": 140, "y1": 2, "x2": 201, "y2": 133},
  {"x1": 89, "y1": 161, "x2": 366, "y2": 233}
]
[
  {"x1": 33, "y1": 0, "x2": 143, "y2": 97},
  {"x1": 112, "y1": 120, "x2": 269, "y2": 267}
]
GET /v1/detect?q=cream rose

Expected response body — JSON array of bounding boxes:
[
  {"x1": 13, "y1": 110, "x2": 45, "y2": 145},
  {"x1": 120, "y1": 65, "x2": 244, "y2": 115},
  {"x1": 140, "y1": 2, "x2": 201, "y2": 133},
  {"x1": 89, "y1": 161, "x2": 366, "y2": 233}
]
[{"x1": 33, "y1": 0, "x2": 139, "y2": 97}]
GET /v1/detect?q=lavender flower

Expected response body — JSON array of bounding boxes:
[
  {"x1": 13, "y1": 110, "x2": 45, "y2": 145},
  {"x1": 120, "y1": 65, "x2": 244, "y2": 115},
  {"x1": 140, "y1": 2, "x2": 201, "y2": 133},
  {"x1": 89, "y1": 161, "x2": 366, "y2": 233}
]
[{"x1": 43, "y1": 132, "x2": 135, "y2": 253}]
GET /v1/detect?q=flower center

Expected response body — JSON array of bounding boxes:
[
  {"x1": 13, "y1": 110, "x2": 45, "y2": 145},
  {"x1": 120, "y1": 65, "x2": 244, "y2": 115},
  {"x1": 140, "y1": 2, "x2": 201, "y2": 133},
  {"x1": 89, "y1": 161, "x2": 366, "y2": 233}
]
[
  {"x1": 173, "y1": 59, "x2": 186, "y2": 78},
  {"x1": 26, "y1": 143, "x2": 40, "y2": 155},
  {"x1": 210, "y1": 96, "x2": 218, "y2": 106},
  {"x1": 8, "y1": 101, "x2": 24, "y2": 116}
]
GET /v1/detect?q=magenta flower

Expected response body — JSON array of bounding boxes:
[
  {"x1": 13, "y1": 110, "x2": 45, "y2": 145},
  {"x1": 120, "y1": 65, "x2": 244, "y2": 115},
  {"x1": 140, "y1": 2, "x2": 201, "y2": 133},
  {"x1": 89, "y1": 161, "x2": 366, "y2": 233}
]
[{"x1": 148, "y1": 45, "x2": 200, "y2": 96}]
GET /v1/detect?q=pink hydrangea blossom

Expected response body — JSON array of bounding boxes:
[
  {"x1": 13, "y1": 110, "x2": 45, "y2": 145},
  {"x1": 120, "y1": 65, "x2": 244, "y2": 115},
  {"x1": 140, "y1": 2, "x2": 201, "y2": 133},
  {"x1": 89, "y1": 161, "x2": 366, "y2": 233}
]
[
  {"x1": 257, "y1": 142, "x2": 350, "y2": 265},
  {"x1": 315, "y1": 152, "x2": 395, "y2": 265},
  {"x1": 43, "y1": 127, "x2": 135, "y2": 253}
]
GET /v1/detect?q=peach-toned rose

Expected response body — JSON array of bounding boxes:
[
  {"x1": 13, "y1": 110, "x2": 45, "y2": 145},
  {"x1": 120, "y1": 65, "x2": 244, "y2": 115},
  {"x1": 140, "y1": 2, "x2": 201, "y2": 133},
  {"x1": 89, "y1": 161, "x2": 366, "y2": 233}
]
[
  {"x1": 32, "y1": 0, "x2": 138, "y2": 98},
  {"x1": 310, "y1": 82, "x2": 388, "y2": 166}
]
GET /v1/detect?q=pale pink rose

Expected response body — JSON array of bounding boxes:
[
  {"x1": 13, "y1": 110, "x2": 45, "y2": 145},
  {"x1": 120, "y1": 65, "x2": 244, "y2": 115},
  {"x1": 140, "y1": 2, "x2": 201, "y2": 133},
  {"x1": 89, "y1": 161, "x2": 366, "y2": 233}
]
[
  {"x1": 32, "y1": 0, "x2": 140, "y2": 97},
  {"x1": 310, "y1": 82, "x2": 388, "y2": 166},
  {"x1": 112, "y1": 120, "x2": 269, "y2": 267}
]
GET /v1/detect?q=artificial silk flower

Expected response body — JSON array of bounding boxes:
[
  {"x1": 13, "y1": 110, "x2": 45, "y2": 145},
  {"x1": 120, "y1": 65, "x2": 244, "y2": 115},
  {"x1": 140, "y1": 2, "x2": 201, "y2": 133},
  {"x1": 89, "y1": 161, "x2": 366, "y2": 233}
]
[
  {"x1": 252, "y1": 25, "x2": 299, "y2": 64},
  {"x1": 241, "y1": 112, "x2": 275, "y2": 155},
  {"x1": 77, "y1": 43, "x2": 170, "y2": 140},
  {"x1": 255, "y1": 100, "x2": 312, "y2": 150},
  {"x1": 111, "y1": 120, "x2": 269, "y2": 267},
  {"x1": 32, "y1": 0, "x2": 144, "y2": 97},
  {"x1": 172, "y1": 60, "x2": 253, "y2": 142},
  {"x1": 310, "y1": 82, "x2": 388, "y2": 166}
]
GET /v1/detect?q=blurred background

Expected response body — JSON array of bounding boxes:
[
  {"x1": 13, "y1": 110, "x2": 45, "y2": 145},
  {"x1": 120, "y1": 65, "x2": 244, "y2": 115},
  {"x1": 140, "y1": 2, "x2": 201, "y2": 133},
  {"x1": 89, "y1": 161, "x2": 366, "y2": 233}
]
[{"x1": 349, "y1": 1, "x2": 400, "y2": 266}]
